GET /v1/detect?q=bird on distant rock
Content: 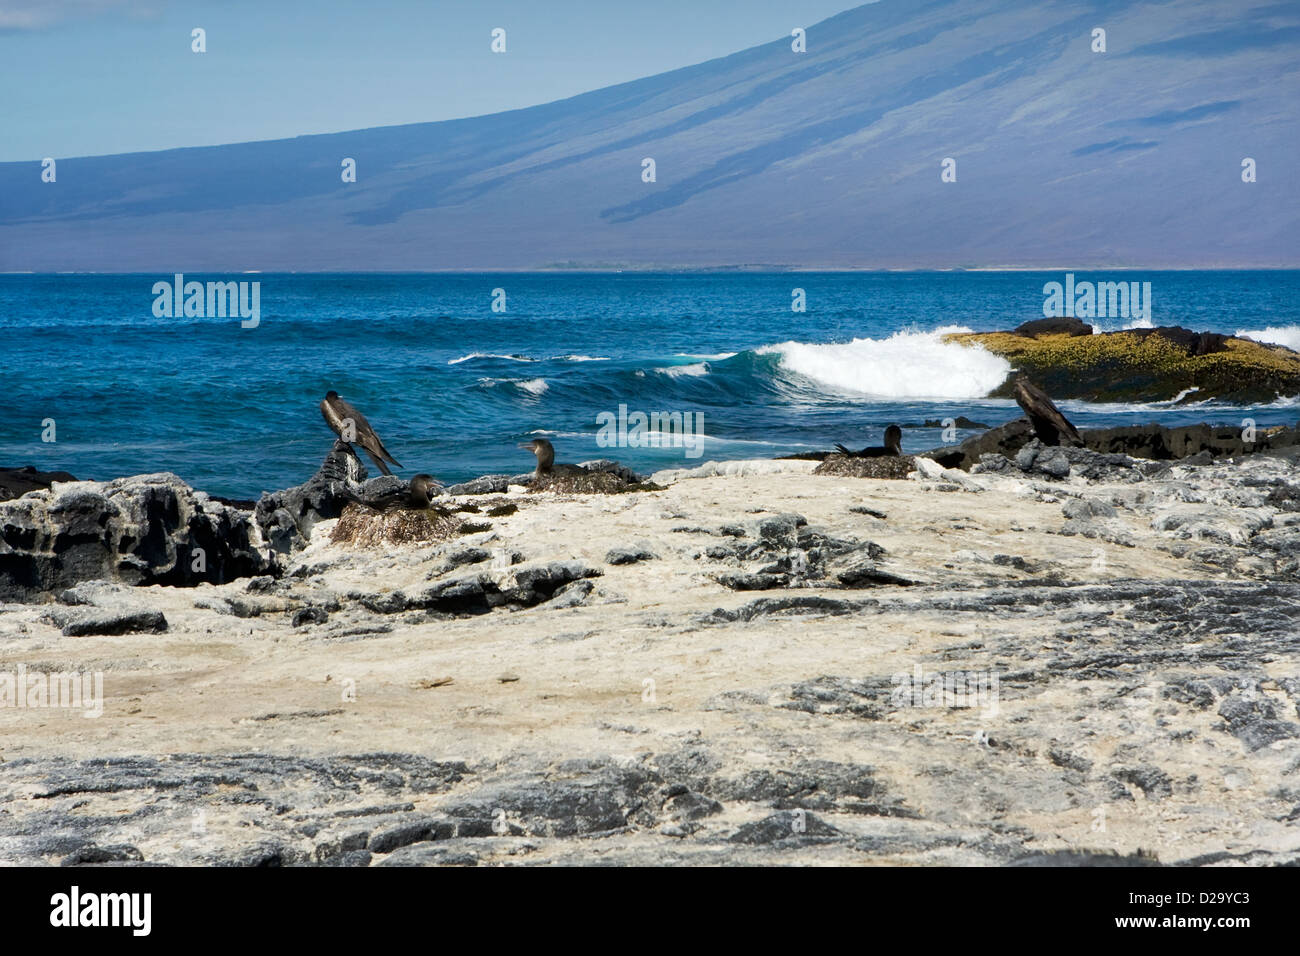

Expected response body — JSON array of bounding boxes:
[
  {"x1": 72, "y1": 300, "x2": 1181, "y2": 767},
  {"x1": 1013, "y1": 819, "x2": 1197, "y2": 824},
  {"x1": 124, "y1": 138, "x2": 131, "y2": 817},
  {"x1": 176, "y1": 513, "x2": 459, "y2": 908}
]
[
  {"x1": 835, "y1": 424, "x2": 903, "y2": 458},
  {"x1": 1013, "y1": 376, "x2": 1082, "y2": 446},
  {"x1": 320, "y1": 390, "x2": 402, "y2": 476}
]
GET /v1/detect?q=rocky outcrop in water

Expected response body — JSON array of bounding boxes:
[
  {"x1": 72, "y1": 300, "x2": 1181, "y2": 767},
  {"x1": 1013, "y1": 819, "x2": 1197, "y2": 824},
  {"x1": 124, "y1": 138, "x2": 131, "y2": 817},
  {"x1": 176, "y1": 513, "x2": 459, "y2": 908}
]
[
  {"x1": 0, "y1": 466, "x2": 80, "y2": 502},
  {"x1": 949, "y1": 325, "x2": 1300, "y2": 403}
]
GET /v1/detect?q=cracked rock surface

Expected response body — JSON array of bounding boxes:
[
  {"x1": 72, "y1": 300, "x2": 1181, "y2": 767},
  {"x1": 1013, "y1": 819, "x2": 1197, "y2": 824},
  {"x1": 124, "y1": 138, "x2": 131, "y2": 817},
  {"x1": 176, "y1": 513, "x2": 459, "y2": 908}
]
[{"x1": 3, "y1": 450, "x2": 1300, "y2": 865}]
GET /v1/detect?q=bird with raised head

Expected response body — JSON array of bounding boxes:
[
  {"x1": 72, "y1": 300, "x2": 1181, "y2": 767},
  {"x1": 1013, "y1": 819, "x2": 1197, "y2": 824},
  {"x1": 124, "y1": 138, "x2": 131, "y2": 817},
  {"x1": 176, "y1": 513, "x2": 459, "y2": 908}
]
[{"x1": 517, "y1": 438, "x2": 588, "y2": 478}]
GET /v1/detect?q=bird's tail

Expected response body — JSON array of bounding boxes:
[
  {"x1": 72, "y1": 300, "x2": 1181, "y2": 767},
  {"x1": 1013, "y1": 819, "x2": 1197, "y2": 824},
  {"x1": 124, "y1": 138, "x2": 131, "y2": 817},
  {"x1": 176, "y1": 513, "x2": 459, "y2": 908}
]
[{"x1": 834, "y1": 443, "x2": 852, "y2": 456}]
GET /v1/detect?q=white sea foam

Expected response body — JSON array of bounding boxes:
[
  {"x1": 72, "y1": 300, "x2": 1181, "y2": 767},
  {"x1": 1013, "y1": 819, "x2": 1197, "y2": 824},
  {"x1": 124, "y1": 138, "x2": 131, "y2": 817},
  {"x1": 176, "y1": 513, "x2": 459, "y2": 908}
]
[
  {"x1": 1236, "y1": 326, "x2": 1300, "y2": 352},
  {"x1": 655, "y1": 362, "x2": 711, "y2": 378},
  {"x1": 760, "y1": 325, "x2": 1011, "y2": 400},
  {"x1": 449, "y1": 352, "x2": 537, "y2": 364},
  {"x1": 476, "y1": 376, "x2": 549, "y2": 395},
  {"x1": 553, "y1": 354, "x2": 610, "y2": 362}
]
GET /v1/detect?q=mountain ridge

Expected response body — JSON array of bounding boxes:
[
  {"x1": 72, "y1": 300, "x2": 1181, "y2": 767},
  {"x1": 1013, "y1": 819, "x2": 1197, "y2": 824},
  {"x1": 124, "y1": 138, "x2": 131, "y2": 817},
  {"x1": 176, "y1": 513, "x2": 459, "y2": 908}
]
[{"x1": 2, "y1": 0, "x2": 1297, "y2": 271}]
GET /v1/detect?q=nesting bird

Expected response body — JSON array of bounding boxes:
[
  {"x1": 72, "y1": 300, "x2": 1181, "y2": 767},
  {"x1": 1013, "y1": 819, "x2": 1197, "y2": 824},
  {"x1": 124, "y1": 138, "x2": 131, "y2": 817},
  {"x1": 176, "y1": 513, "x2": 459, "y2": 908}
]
[
  {"x1": 835, "y1": 424, "x2": 903, "y2": 458},
  {"x1": 517, "y1": 438, "x2": 645, "y2": 494},
  {"x1": 343, "y1": 474, "x2": 441, "y2": 512},
  {"x1": 518, "y1": 438, "x2": 587, "y2": 478},
  {"x1": 320, "y1": 390, "x2": 403, "y2": 476}
]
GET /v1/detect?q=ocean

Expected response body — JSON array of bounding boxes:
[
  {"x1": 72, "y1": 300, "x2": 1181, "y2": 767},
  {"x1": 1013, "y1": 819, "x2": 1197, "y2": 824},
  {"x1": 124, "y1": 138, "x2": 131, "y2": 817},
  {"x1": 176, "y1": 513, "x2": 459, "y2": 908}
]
[{"x1": 2, "y1": 271, "x2": 1298, "y2": 499}]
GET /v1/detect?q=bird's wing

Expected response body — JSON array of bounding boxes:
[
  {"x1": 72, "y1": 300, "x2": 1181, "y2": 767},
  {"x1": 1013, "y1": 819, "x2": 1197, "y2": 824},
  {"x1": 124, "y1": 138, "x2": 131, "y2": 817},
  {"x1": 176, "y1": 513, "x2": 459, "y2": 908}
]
[
  {"x1": 367, "y1": 432, "x2": 402, "y2": 468},
  {"x1": 337, "y1": 398, "x2": 402, "y2": 468}
]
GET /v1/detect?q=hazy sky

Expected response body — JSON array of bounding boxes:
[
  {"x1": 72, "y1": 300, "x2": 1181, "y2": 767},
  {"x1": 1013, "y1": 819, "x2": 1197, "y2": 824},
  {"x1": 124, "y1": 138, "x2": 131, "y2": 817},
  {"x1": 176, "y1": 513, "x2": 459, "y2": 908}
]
[{"x1": 1, "y1": 0, "x2": 867, "y2": 161}]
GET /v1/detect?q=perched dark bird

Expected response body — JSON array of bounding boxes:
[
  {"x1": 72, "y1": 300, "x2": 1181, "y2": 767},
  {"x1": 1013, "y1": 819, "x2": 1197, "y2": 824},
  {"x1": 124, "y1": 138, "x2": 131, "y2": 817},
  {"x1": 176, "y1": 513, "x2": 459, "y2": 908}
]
[
  {"x1": 343, "y1": 474, "x2": 441, "y2": 512},
  {"x1": 1013, "y1": 376, "x2": 1082, "y2": 446},
  {"x1": 518, "y1": 438, "x2": 588, "y2": 478},
  {"x1": 320, "y1": 390, "x2": 402, "y2": 476},
  {"x1": 836, "y1": 424, "x2": 903, "y2": 458}
]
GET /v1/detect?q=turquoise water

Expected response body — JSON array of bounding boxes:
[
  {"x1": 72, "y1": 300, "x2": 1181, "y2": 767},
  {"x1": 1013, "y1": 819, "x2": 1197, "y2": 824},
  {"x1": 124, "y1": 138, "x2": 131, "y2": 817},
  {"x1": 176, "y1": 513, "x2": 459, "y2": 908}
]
[{"x1": 1, "y1": 271, "x2": 1297, "y2": 498}]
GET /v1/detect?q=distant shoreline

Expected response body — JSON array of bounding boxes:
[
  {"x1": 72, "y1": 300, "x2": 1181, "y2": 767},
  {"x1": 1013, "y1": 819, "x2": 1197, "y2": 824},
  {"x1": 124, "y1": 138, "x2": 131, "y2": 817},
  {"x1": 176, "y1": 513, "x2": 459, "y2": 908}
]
[{"x1": 5, "y1": 267, "x2": 1300, "y2": 276}]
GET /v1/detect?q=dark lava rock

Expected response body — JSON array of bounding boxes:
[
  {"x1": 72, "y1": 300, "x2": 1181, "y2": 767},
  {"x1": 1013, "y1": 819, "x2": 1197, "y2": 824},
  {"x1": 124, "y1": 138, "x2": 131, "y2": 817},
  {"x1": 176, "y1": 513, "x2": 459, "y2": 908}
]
[
  {"x1": 837, "y1": 563, "x2": 914, "y2": 587},
  {"x1": 254, "y1": 442, "x2": 368, "y2": 554},
  {"x1": 926, "y1": 419, "x2": 1036, "y2": 470},
  {"x1": 445, "y1": 474, "x2": 528, "y2": 496},
  {"x1": 440, "y1": 768, "x2": 653, "y2": 838},
  {"x1": 930, "y1": 420, "x2": 1299, "y2": 472},
  {"x1": 220, "y1": 841, "x2": 309, "y2": 867},
  {"x1": 986, "y1": 440, "x2": 1149, "y2": 482},
  {"x1": 663, "y1": 790, "x2": 724, "y2": 821},
  {"x1": 367, "y1": 817, "x2": 456, "y2": 854},
  {"x1": 291, "y1": 606, "x2": 329, "y2": 628},
  {"x1": 1062, "y1": 497, "x2": 1118, "y2": 519},
  {"x1": 755, "y1": 513, "x2": 807, "y2": 549},
  {"x1": 374, "y1": 843, "x2": 479, "y2": 866},
  {"x1": 709, "y1": 595, "x2": 866, "y2": 623},
  {"x1": 1083, "y1": 423, "x2": 1298, "y2": 462},
  {"x1": 0, "y1": 465, "x2": 80, "y2": 501},
  {"x1": 1216, "y1": 692, "x2": 1300, "y2": 751},
  {"x1": 848, "y1": 505, "x2": 888, "y2": 519},
  {"x1": 548, "y1": 579, "x2": 595, "y2": 608},
  {"x1": 1013, "y1": 317, "x2": 1094, "y2": 337},
  {"x1": 1007, "y1": 850, "x2": 1160, "y2": 867},
  {"x1": 606, "y1": 546, "x2": 658, "y2": 565},
  {"x1": 317, "y1": 849, "x2": 374, "y2": 867},
  {"x1": 716, "y1": 571, "x2": 793, "y2": 591},
  {"x1": 0, "y1": 472, "x2": 277, "y2": 603},
  {"x1": 1131, "y1": 326, "x2": 1229, "y2": 357},
  {"x1": 1112, "y1": 766, "x2": 1173, "y2": 800},
  {"x1": 780, "y1": 676, "x2": 890, "y2": 719},
  {"x1": 360, "y1": 561, "x2": 602, "y2": 615},
  {"x1": 60, "y1": 609, "x2": 168, "y2": 637},
  {"x1": 728, "y1": 810, "x2": 842, "y2": 844},
  {"x1": 60, "y1": 843, "x2": 145, "y2": 866}
]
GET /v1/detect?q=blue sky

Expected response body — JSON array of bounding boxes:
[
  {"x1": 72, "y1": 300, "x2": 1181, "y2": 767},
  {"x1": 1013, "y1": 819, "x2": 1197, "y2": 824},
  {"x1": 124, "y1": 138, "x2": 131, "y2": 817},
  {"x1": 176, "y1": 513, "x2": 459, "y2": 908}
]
[{"x1": 0, "y1": 0, "x2": 865, "y2": 161}]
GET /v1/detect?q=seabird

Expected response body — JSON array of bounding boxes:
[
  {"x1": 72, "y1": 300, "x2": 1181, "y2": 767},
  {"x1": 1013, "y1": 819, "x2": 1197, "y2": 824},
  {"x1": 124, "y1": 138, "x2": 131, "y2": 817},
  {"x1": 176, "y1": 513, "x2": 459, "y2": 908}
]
[
  {"x1": 835, "y1": 424, "x2": 903, "y2": 458},
  {"x1": 343, "y1": 474, "x2": 441, "y2": 512},
  {"x1": 320, "y1": 390, "x2": 402, "y2": 476},
  {"x1": 518, "y1": 438, "x2": 588, "y2": 478},
  {"x1": 1013, "y1": 376, "x2": 1082, "y2": 446},
  {"x1": 517, "y1": 438, "x2": 645, "y2": 493}
]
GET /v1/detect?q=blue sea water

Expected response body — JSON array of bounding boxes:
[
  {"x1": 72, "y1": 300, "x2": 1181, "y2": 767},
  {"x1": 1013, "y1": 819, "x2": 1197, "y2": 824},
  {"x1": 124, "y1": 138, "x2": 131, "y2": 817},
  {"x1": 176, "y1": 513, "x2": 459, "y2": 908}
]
[{"x1": 1, "y1": 271, "x2": 1298, "y2": 499}]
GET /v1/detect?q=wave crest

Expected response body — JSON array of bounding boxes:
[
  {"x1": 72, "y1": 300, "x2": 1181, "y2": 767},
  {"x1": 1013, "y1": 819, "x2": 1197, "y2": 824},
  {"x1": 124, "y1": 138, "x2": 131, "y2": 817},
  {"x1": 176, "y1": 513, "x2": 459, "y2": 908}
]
[
  {"x1": 1236, "y1": 326, "x2": 1300, "y2": 353},
  {"x1": 759, "y1": 325, "x2": 1010, "y2": 400}
]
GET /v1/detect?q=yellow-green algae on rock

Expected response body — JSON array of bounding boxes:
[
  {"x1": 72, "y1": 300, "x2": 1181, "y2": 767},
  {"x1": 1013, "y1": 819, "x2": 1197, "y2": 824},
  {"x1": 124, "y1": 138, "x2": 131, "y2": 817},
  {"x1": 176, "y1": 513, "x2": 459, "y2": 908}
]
[{"x1": 946, "y1": 329, "x2": 1300, "y2": 404}]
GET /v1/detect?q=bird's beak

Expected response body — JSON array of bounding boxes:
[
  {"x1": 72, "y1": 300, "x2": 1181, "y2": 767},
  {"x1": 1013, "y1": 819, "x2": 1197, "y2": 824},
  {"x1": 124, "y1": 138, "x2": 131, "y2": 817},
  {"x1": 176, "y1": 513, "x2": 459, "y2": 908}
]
[{"x1": 517, "y1": 442, "x2": 535, "y2": 450}]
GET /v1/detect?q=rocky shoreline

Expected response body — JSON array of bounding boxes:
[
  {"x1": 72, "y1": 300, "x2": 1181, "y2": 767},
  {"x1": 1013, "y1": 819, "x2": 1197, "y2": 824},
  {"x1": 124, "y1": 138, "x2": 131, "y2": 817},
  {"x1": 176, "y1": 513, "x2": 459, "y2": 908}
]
[{"x1": 2, "y1": 421, "x2": 1300, "y2": 866}]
